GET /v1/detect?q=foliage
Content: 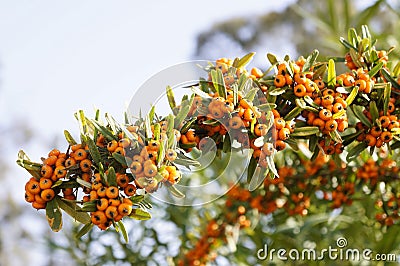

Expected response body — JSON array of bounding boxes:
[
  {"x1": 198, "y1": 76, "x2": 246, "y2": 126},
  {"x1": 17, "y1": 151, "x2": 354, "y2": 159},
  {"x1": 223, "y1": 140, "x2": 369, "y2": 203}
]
[
  {"x1": 17, "y1": 25, "x2": 400, "y2": 265},
  {"x1": 195, "y1": 0, "x2": 400, "y2": 61}
]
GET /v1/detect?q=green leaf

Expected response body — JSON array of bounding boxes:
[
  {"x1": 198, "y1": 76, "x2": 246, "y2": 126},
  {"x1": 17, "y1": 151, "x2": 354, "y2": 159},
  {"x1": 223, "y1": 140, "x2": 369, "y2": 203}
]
[
  {"x1": 339, "y1": 37, "x2": 357, "y2": 50},
  {"x1": 130, "y1": 208, "x2": 152, "y2": 220},
  {"x1": 167, "y1": 185, "x2": 185, "y2": 198},
  {"x1": 81, "y1": 201, "x2": 97, "y2": 212},
  {"x1": 381, "y1": 68, "x2": 400, "y2": 91},
  {"x1": 86, "y1": 137, "x2": 101, "y2": 166},
  {"x1": 222, "y1": 134, "x2": 232, "y2": 153},
  {"x1": 266, "y1": 156, "x2": 279, "y2": 178},
  {"x1": 191, "y1": 86, "x2": 212, "y2": 99},
  {"x1": 329, "y1": 130, "x2": 342, "y2": 143},
  {"x1": 112, "y1": 152, "x2": 128, "y2": 167},
  {"x1": 346, "y1": 86, "x2": 359, "y2": 106},
  {"x1": 257, "y1": 103, "x2": 277, "y2": 112},
  {"x1": 284, "y1": 107, "x2": 302, "y2": 121},
  {"x1": 174, "y1": 105, "x2": 190, "y2": 129},
  {"x1": 130, "y1": 195, "x2": 145, "y2": 205},
  {"x1": 369, "y1": 101, "x2": 379, "y2": 123},
  {"x1": 309, "y1": 135, "x2": 318, "y2": 152},
  {"x1": 393, "y1": 61, "x2": 400, "y2": 77},
  {"x1": 327, "y1": 59, "x2": 336, "y2": 88},
  {"x1": 235, "y1": 52, "x2": 255, "y2": 69},
  {"x1": 76, "y1": 178, "x2": 92, "y2": 189},
  {"x1": 302, "y1": 50, "x2": 319, "y2": 72},
  {"x1": 266, "y1": 53, "x2": 278, "y2": 65},
  {"x1": 352, "y1": 105, "x2": 372, "y2": 128},
  {"x1": 348, "y1": 28, "x2": 359, "y2": 48},
  {"x1": 64, "y1": 130, "x2": 77, "y2": 146},
  {"x1": 76, "y1": 110, "x2": 88, "y2": 139},
  {"x1": 106, "y1": 167, "x2": 117, "y2": 187},
  {"x1": 166, "y1": 85, "x2": 177, "y2": 113},
  {"x1": 368, "y1": 61, "x2": 383, "y2": 77},
  {"x1": 174, "y1": 153, "x2": 201, "y2": 167},
  {"x1": 46, "y1": 199, "x2": 63, "y2": 232},
  {"x1": 247, "y1": 156, "x2": 258, "y2": 184},
  {"x1": 118, "y1": 221, "x2": 129, "y2": 243},
  {"x1": 383, "y1": 83, "x2": 391, "y2": 116},
  {"x1": 75, "y1": 223, "x2": 93, "y2": 239},
  {"x1": 210, "y1": 69, "x2": 227, "y2": 99},
  {"x1": 303, "y1": 95, "x2": 322, "y2": 110},
  {"x1": 248, "y1": 166, "x2": 269, "y2": 192},
  {"x1": 244, "y1": 87, "x2": 258, "y2": 102},
  {"x1": 346, "y1": 142, "x2": 368, "y2": 162},
  {"x1": 105, "y1": 113, "x2": 121, "y2": 134},
  {"x1": 90, "y1": 119, "x2": 118, "y2": 141},
  {"x1": 291, "y1": 126, "x2": 320, "y2": 137},
  {"x1": 268, "y1": 86, "x2": 286, "y2": 96},
  {"x1": 166, "y1": 114, "x2": 175, "y2": 149},
  {"x1": 56, "y1": 197, "x2": 91, "y2": 224}
]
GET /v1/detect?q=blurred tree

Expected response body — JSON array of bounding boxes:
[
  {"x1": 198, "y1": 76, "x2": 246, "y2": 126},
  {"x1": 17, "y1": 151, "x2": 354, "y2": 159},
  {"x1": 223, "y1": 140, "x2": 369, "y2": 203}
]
[
  {"x1": 195, "y1": 0, "x2": 400, "y2": 62},
  {"x1": 12, "y1": 1, "x2": 400, "y2": 265}
]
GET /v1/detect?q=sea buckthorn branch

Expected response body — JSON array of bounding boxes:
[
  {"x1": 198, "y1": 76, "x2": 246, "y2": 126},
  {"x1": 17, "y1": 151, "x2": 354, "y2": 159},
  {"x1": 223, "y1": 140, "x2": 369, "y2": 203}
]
[
  {"x1": 17, "y1": 25, "x2": 400, "y2": 244},
  {"x1": 178, "y1": 151, "x2": 400, "y2": 265}
]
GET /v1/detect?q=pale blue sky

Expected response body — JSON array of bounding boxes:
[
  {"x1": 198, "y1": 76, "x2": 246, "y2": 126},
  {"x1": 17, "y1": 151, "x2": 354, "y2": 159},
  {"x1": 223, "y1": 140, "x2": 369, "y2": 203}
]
[
  {"x1": 1, "y1": 2, "x2": 299, "y2": 264},
  {"x1": 0, "y1": 1, "x2": 294, "y2": 141}
]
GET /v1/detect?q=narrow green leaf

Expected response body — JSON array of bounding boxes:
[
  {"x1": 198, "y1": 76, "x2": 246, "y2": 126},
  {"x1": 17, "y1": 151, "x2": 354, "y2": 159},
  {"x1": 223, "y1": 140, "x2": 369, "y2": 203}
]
[
  {"x1": 327, "y1": 59, "x2": 336, "y2": 88},
  {"x1": 368, "y1": 61, "x2": 383, "y2": 77},
  {"x1": 106, "y1": 167, "x2": 117, "y2": 187},
  {"x1": 167, "y1": 185, "x2": 185, "y2": 198},
  {"x1": 369, "y1": 101, "x2": 379, "y2": 123},
  {"x1": 118, "y1": 221, "x2": 129, "y2": 243},
  {"x1": 191, "y1": 86, "x2": 212, "y2": 99},
  {"x1": 90, "y1": 119, "x2": 118, "y2": 141},
  {"x1": 174, "y1": 105, "x2": 190, "y2": 129},
  {"x1": 393, "y1": 61, "x2": 400, "y2": 77},
  {"x1": 381, "y1": 68, "x2": 400, "y2": 91},
  {"x1": 268, "y1": 86, "x2": 286, "y2": 96},
  {"x1": 248, "y1": 166, "x2": 268, "y2": 191},
  {"x1": 266, "y1": 156, "x2": 279, "y2": 178},
  {"x1": 64, "y1": 130, "x2": 77, "y2": 146},
  {"x1": 346, "y1": 86, "x2": 359, "y2": 106},
  {"x1": 222, "y1": 135, "x2": 231, "y2": 153},
  {"x1": 383, "y1": 83, "x2": 391, "y2": 115},
  {"x1": 130, "y1": 195, "x2": 145, "y2": 205},
  {"x1": 302, "y1": 50, "x2": 319, "y2": 72},
  {"x1": 266, "y1": 53, "x2": 278, "y2": 65},
  {"x1": 291, "y1": 126, "x2": 320, "y2": 137},
  {"x1": 81, "y1": 201, "x2": 97, "y2": 212},
  {"x1": 352, "y1": 105, "x2": 372, "y2": 128},
  {"x1": 46, "y1": 199, "x2": 63, "y2": 232},
  {"x1": 346, "y1": 142, "x2": 368, "y2": 162},
  {"x1": 257, "y1": 103, "x2": 277, "y2": 112},
  {"x1": 235, "y1": 52, "x2": 256, "y2": 68},
  {"x1": 210, "y1": 69, "x2": 227, "y2": 99},
  {"x1": 130, "y1": 208, "x2": 152, "y2": 220},
  {"x1": 76, "y1": 178, "x2": 92, "y2": 189},
  {"x1": 56, "y1": 197, "x2": 91, "y2": 224},
  {"x1": 244, "y1": 87, "x2": 258, "y2": 102},
  {"x1": 166, "y1": 85, "x2": 177, "y2": 113},
  {"x1": 339, "y1": 37, "x2": 357, "y2": 50},
  {"x1": 247, "y1": 156, "x2": 258, "y2": 184},
  {"x1": 75, "y1": 223, "x2": 93, "y2": 239},
  {"x1": 86, "y1": 137, "x2": 101, "y2": 166},
  {"x1": 284, "y1": 107, "x2": 302, "y2": 121},
  {"x1": 112, "y1": 152, "x2": 128, "y2": 167}
]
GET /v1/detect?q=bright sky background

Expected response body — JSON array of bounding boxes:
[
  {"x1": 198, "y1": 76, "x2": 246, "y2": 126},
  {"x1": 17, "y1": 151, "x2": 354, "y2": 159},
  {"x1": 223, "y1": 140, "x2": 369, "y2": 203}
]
[
  {"x1": 0, "y1": 0, "x2": 294, "y2": 140},
  {"x1": 0, "y1": 1, "x2": 295, "y2": 265}
]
